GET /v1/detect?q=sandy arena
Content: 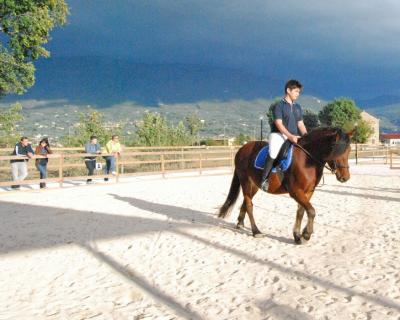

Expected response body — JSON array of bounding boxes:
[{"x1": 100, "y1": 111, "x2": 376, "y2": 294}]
[{"x1": 0, "y1": 165, "x2": 399, "y2": 319}]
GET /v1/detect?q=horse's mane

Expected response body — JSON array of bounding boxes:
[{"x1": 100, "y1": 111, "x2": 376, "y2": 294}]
[{"x1": 300, "y1": 127, "x2": 350, "y2": 157}]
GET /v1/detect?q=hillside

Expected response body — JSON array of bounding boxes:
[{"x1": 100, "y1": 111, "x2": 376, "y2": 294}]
[
  {"x1": 1, "y1": 58, "x2": 399, "y2": 139},
  {"x1": 0, "y1": 96, "x2": 327, "y2": 142},
  {"x1": 364, "y1": 104, "x2": 400, "y2": 132}
]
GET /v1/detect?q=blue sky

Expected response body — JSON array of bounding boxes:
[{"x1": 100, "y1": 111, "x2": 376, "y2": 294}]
[{"x1": 45, "y1": 0, "x2": 400, "y2": 99}]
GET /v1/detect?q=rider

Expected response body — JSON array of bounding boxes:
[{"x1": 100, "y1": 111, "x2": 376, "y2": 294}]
[{"x1": 261, "y1": 79, "x2": 308, "y2": 191}]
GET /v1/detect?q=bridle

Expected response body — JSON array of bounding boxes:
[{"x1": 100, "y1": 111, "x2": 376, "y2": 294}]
[
  {"x1": 329, "y1": 159, "x2": 350, "y2": 172},
  {"x1": 293, "y1": 143, "x2": 349, "y2": 174}
]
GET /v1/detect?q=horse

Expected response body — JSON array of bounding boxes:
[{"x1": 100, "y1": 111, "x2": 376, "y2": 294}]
[{"x1": 218, "y1": 127, "x2": 353, "y2": 244}]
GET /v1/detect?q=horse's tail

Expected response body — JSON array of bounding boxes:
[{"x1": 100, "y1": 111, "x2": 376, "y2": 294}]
[{"x1": 218, "y1": 170, "x2": 241, "y2": 219}]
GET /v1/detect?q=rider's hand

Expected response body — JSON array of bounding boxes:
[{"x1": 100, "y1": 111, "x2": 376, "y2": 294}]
[{"x1": 289, "y1": 135, "x2": 299, "y2": 144}]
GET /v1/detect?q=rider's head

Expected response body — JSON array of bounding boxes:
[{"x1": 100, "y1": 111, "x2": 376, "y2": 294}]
[{"x1": 285, "y1": 79, "x2": 302, "y2": 102}]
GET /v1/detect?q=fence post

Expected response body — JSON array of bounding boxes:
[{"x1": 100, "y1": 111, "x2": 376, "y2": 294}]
[
  {"x1": 385, "y1": 146, "x2": 389, "y2": 164},
  {"x1": 390, "y1": 150, "x2": 393, "y2": 169},
  {"x1": 161, "y1": 154, "x2": 165, "y2": 178},
  {"x1": 199, "y1": 152, "x2": 202, "y2": 175},
  {"x1": 59, "y1": 153, "x2": 64, "y2": 188},
  {"x1": 181, "y1": 147, "x2": 185, "y2": 169},
  {"x1": 116, "y1": 155, "x2": 120, "y2": 183},
  {"x1": 230, "y1": 147, "x2": 234, "y2": 171}
]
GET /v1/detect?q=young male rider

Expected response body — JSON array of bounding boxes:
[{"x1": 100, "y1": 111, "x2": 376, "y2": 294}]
[{"x1": 261, "y1": 79, "x2": 308, "y2": 191}]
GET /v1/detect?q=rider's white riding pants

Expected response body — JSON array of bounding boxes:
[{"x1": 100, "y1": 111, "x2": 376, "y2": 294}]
[{"x1": 268, "y1": 133, "x2": 287, "y2": 159}]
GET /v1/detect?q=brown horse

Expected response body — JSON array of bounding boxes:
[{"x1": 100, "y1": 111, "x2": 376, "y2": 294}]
[{"x1": 218, "y1": 127, "x2": 352, "y2": 244}]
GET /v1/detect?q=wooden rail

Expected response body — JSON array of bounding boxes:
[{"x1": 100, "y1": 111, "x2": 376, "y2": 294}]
[
  {"x1": 1, "y1": 144, "x2": 398, "y2": 191},
  {"x1": 389, "y1": 150, "x2": 400, "y2": 169},
  {"x1": 0, "y1": 147, "x2": 239, "y2": 189}
]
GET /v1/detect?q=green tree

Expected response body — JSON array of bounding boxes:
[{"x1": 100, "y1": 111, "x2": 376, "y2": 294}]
[
  {"x1": 185, "y1": 112, "x2": 204, "y2": 144},
  {"x1": 136, "y1": 112, "x2": 169, "y2": 146},
  {"x1": 0, "y1": 102, "x2": 23, "y2": 146},
  {"x1": 170, "y1": 121, "x2": 191, "y2": 146},
  {"x1": 318, "y1": 98, "x2": 361, "y2": 128},
  {"x1": 354, "y1": 119, "x2": 374, "y2": 144},
  {"x1": 303, "y1": 108, "x2": 319, "y2": 130},
  {"x1": 0, "y1": 0, "x2": 69, "y2": 96},
  {"x1": 266, "y1": 98, "x2": 280, "y2": 130},
  {"x1": 136, "y1": 112, "x2": 191, "y2": 146},
  {"x1": 318, "y1": 98, "x2": 373, "y2": 143},
  {"x1": 62, "y1": 108, "x2": 121, "y2": 146},
  {"x1": 235, "y1": 133, "x2": 251, "y2": 145},
  {"x1": 185, "y1": 113, "x2": 202, "y2": 136}
]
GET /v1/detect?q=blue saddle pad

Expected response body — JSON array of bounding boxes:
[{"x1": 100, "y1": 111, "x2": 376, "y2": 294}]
[{"x1": 254, "y1": 144, "x2": 293, "y2": 172}]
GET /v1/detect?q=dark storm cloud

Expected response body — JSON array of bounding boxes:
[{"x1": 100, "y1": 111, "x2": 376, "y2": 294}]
[{"x1": 47, "y1": 0, "x2": 400, "y2": 97}]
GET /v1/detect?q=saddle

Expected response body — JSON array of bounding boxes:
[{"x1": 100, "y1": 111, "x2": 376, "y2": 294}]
[{"x1": 254, "y1": 140, "x2": 293, "y2": 172}]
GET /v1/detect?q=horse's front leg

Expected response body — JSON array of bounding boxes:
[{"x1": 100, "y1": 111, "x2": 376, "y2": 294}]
[
  {"x1": 293, "y1": 204, "x2": 305, "y2": 244},
  {"x1": 302, "y1": 204, "x2": 316, "y2": 241},
  {"x1": 291, "y1": 191, "x2": 315, "y2": 242}
]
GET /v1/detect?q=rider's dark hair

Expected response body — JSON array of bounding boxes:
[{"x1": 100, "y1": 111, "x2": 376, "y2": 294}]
[{"x1": 285, "y1": 79, "x2": 303, "y2": 93}]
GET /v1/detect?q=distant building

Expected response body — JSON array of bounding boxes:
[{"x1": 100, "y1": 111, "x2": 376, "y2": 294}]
[
  {"x1": 380, "y1": 133, "x2": 400, "y2": 146},
  {"x1": 360, "y1": 111, "x2": 380, "y2": 144}
]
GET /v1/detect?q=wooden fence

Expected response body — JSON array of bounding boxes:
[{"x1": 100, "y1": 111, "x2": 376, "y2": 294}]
[
  {"x1": 389, "y1": 149, "x2": 400, "y2": 169},
  {"x1": 0, "y1": 146, "x2": 239, "y2": 189},
  {"x1": 0, "y1": 144, "x2": 399, "y2": 190},
  {"x1": 349, "y1": 144, "x2": 400, "y2": 165}
]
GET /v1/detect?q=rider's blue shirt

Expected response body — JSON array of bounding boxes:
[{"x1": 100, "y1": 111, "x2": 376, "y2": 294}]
[{"x1": 270, "y1": 99, "x2": 303, "y2": 135}]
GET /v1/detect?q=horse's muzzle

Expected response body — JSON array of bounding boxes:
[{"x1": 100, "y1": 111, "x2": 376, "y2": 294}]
[{"x1": 337, "y1": 175, "x2": 349, "y2": 183}]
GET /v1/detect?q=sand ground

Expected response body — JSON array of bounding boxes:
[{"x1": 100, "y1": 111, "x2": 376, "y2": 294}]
[{"x1": 0, "y1": 165, "x2": 399, "y2": 319}]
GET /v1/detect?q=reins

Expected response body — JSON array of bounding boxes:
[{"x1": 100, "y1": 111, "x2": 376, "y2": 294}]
[{"x1": 293, "y1": 143, "x2": 335, "y2": 174}]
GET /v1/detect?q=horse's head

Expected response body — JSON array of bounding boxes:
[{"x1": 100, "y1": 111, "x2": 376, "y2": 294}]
[{"x1": 326, "y1": 129, "x2": 353, "y2": 183}]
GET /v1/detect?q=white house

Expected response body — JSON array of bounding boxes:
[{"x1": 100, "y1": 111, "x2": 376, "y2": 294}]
[
  {"x1": 360, "y1": 111, "x2": 380, "y2": 145},
  {"x1": 380, "y1": 133, "x2": 400, "y2": 146}
]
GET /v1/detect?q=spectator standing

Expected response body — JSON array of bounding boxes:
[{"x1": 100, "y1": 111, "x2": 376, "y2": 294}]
[
  {"x1": 84, "y1": 135, "x2": 101, "y2": 184},
  {"x1": 103, "y1": 135, "x2": 122, "y2": 181},
  {"x1": 35, "y1": 138, "x2": 52, "y2": 189},
  {"x1": 10, "y1": 137, "x2": 34, "y2": 190}
]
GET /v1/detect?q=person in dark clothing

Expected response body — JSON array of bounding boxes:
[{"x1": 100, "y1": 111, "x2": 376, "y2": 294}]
[
  {"x1": 35, "y1": 138, "x2": 52, "y2": 189},
  {"x1": 261, "y1": 80, "x2": 308, "y2": 191},
  {"x1": 84, "y1": 135, "x2": 101, "y2": 184},
  {"x1": 10, "y1": 136, "x2": 34, "y2": 190}
]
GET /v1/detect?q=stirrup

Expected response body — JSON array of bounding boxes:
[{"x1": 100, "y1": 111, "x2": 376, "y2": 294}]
[{"x1": 261, "y1": 179, "x2": 269, "y2": 192}]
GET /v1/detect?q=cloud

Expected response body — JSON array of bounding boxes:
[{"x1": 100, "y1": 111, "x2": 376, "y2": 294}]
[{"x1": 45, "y1": 0, "x2": 400, "y2": 97}]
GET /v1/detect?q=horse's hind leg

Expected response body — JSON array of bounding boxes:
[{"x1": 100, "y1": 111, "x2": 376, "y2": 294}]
[
  {"x1": 236, "y1": 201, "x2": 246, "y2": 229},
  {"x1": 293, "y1": 204, "x2": 305, "y2": 244},
  {"x1": 242, "y1": 182, "x2": 263, "y2": 237},
  {"x1": 237, "y1": 183, "x2": 259, "y2": 230}
]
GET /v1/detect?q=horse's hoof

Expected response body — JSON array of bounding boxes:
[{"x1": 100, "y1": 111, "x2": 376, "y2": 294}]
[
  {"x1": 236, "y1": 223, "x2": 244, "y2": 230},
  {"x1": 302, "y1": 232, "x2": 311, "y2": 241},
  {"x1": 253, "y1": 232, "x2": 266, "y2": 238},
  {"x1": 293, "y1": 233, "x2": 302, "y2": 244}
]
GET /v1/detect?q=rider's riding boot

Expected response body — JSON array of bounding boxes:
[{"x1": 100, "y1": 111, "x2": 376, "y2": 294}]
[{"x1": 261, "y1": 155, "x2": 275, "y2": 192}]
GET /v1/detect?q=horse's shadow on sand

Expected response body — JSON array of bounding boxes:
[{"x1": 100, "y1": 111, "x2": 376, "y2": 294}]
[
  {"x1": 108, "y1": 193, "x2": 221, "y2": 225},
  {"x1": 108, "y1": 193, "x2": 295, "y2": 245}
]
